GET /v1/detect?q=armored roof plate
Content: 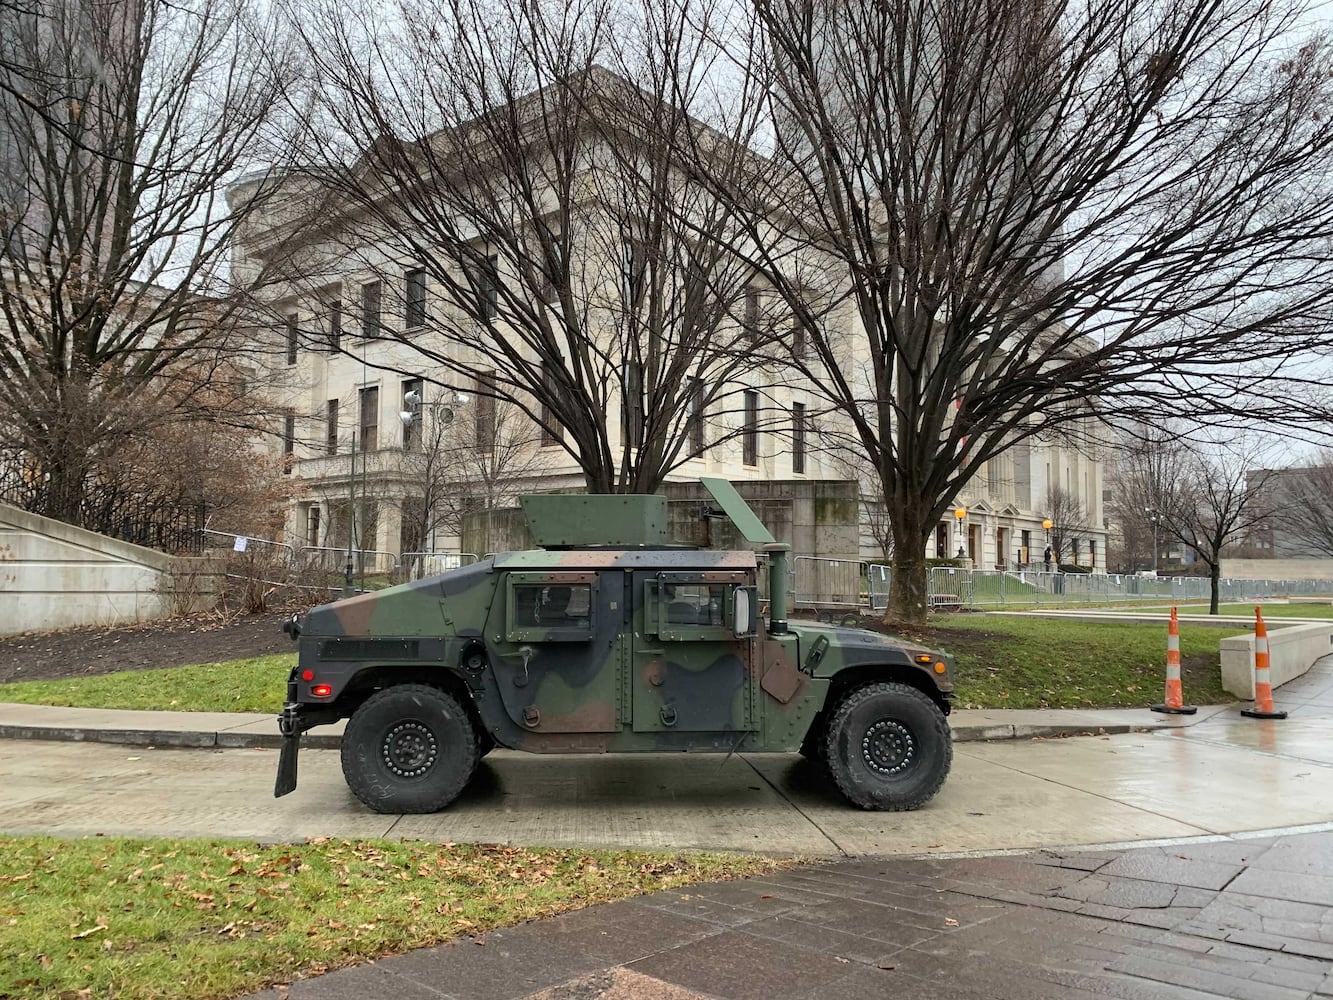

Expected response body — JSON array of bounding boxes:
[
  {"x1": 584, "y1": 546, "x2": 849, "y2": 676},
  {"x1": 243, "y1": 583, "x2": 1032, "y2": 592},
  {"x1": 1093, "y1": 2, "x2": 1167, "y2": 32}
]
[
  {"x1": 520, "y1": 493, "x2": 670, "y2": 548},
  {"x1": 700, "y1": 477, "x2": 775, "y2": 545}
]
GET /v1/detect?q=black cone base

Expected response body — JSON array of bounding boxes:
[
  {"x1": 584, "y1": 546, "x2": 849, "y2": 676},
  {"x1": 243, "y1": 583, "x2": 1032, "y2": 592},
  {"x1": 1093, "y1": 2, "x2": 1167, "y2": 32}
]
[
  {"x1": 1240, "y1": 708, "x2": 1287, "y2": 719},
  {"x1": 1151, "y1": 703, "x2": 1198, "y2": 715}
]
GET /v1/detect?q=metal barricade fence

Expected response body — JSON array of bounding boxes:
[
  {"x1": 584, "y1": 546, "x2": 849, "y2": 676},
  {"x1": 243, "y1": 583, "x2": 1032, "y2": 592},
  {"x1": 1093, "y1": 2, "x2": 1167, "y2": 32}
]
[
  {"x1": 201, "y1": 528, "x2": 297, "y2": 564},
  {"x1": 299, "y1": 545, "x2": 399, "y2": 577},
  {"x1": 924, "y1": 567, "x2": 1333, "y2": 609},
  {"x1": 791, "y1": 556, "x2": 868, "y2": 608},
  {"x1": 867, "y1": 563, "x2": 891, "y2": 611},
  {"x1": 400, "y1": 552, "x2": 479, "y2": 580}
]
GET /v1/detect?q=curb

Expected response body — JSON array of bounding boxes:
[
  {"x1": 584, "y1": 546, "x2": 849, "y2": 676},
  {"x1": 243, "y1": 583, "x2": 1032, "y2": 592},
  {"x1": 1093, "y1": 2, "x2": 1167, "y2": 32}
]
[
  {"x1": 0, "y1": 725, "x2": 342, "y2": 751},
  {"x1": 0, "y1": 722, "x2": 1154, "y2": 751}
]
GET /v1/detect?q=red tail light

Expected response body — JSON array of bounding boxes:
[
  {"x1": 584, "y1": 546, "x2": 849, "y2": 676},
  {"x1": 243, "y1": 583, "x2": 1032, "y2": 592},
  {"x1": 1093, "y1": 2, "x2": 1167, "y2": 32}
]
[{"x1": 311, "y1": 684, "x2": 332, "y2": 698}]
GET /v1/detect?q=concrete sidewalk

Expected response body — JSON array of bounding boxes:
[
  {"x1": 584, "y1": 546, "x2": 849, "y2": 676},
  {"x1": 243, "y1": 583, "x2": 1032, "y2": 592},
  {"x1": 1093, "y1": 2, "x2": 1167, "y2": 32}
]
[{"x1": 0, "y1": 699, "x2": 1233, "y2": 751}]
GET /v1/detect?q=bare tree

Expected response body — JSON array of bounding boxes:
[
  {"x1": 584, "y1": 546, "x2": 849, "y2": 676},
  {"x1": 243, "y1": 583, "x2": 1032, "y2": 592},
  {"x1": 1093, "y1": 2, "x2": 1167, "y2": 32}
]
[
  {"x1": 263, "y1": 0, "x2": 766, "y2": 495},
  {"x1": 667, "y1": 0, "x2": 1333, "y2": 621},
  {"x1": 1261, "y1": 450, "x2": 1333, "y2": 558},
  {"x1": 1105, "y1": 423, "x2": 1188, "y2": 572},
  {"x1": 1160, "y1": 439, "x2": 1278, "y2": 614},
  {"x1": 0, "y1": 0, "x2": 299, "y2": 526}
]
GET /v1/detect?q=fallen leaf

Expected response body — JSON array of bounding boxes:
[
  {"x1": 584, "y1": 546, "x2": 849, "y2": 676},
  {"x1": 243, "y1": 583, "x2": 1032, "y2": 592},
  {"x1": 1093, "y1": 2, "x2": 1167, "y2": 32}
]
[
  {"x1": 945, "y1": 917, "x2": 959, "y2": 927},
  {"x1": 71, "y1": 924, "x2": 107, "y2": 940}
]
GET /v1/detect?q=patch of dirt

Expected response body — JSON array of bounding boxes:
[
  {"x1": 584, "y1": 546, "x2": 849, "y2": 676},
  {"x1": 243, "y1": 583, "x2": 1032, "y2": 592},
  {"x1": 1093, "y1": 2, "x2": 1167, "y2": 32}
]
[{"x1": 0, "y1": 610, "x2": 298, "y2": 685}]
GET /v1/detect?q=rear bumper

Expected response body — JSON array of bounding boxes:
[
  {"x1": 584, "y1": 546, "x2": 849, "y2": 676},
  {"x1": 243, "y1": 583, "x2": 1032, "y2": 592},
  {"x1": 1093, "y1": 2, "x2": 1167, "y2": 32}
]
[{"x1": 273, "y1": 702, "x2": 341, "y2": 798}]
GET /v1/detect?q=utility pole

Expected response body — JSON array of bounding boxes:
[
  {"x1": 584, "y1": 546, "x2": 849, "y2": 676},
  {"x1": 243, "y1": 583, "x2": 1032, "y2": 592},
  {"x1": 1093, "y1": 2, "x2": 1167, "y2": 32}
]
[{"x1": 344, "y1": 430, "x2": 357, "y2": 597}]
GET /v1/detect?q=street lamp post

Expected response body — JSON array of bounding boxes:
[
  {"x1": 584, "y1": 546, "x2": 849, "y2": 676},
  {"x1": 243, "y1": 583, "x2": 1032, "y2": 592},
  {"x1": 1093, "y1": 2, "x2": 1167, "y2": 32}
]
[
  {"x1": 401, "y1": 389, "x2": 471, "y2": 555},
  {"x1": 953, "y1": 506, "x2": 967, "y2": 561},
  {"x1": 1041, "y1": 517, "x2": 1052, "y2": 570},
  {"x1": 1145, "y1": 507, "x2": 1160, "y2": 573}
]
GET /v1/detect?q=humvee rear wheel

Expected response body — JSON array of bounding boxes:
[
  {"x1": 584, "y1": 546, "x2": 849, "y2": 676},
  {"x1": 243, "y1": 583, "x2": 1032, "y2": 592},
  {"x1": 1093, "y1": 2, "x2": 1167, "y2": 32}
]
[
  {"x1": 341, "y1": 684, "x2": 479, "y2": 814},
  {"x1": 823, "y1": 682, "x2": 952, "y2": 811}
]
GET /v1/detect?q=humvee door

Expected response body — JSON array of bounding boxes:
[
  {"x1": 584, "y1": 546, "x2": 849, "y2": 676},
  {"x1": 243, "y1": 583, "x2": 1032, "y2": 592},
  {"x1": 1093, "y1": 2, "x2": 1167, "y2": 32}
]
[
  {"x1": 630, "y1": 570, "x2": 757, "y2": 733},
  {"x1": 485, "y1": 571, "x2": 622, "y2": 733}
]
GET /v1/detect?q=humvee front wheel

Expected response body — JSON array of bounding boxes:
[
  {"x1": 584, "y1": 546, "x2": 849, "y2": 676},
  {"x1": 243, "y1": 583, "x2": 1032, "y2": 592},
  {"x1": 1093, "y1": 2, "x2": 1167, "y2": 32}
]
[
  {"x1": 823, "y1": 682, "x2": 952, "y2": 811},
  {"x1": 341, "y1": 684, "x2": 479, "y2": 813}
]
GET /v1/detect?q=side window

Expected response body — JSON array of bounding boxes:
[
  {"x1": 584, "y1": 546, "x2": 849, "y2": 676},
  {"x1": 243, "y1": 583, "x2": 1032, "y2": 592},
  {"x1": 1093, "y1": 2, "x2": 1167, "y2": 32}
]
[
  {"x1": 506, "y1": 573, "x2": 595, "y2": 642},
  {"x1": 648, "y1": 572, "x2": 747, "y2": 641}
]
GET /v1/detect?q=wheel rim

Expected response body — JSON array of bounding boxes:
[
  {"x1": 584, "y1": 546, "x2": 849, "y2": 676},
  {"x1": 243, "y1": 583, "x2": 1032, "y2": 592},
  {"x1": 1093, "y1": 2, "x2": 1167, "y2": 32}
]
[
  {"x1": 861, "y1": 718, "x2": 916, "y2": 775},
  {"x1": 381, "y1": 721, "x2": 438, "y2": 778}
]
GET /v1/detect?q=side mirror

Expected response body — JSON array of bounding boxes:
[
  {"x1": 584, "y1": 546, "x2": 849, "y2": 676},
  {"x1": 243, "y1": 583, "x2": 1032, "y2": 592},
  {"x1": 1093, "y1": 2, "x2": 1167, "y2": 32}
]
[{"x1": 732, "y1": 586, "x2": 758, "y2": 638}]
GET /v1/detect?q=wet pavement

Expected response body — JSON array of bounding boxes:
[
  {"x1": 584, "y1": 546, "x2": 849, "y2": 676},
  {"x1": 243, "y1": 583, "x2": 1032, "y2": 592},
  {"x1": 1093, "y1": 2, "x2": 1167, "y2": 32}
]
[
  {"x1": 1, "y1": 659, "x2": 1330, "y2": 853},
  {"x1": 3, "y1": 655, "x2": 1331, "y2": 998},
  {"x1": 235, "y1": 829, "x2": 1333, "y2": 1000}
]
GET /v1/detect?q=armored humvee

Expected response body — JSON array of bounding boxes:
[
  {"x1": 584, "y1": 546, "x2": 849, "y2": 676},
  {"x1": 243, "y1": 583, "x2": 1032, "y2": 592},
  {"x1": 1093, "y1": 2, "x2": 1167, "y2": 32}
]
[{"x1": 275, "y1": 478, "x2": 955, "y2": 812}]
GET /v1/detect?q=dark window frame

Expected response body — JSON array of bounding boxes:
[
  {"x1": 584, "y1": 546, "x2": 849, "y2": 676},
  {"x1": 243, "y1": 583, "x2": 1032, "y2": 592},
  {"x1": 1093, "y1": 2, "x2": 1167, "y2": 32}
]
[
  {"x1": 405, "y1": 268, "x2": 427, "y2": 328},
  {"x1": 792, "y1": 401, "x2": 807, "y2": 474},
  {"x1": 359, "y1": 385, "x2": 379, "y2": 452},
  {"x1": 361, "y1": 280, "x2": 381, "y2": 339},
  {"x1": 742, "y1": 390, "x2": 759, "y2": 466},
  {"x1": 326, "y1": 398, "x2": 339, "y2": 455},
  {"x1": 285, "y1": 313, "x2": 298, "y2": 366}
]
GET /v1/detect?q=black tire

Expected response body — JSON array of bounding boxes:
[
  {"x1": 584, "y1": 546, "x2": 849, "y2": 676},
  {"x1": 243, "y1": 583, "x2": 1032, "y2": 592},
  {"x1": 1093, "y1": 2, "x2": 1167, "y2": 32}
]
[
  {"x1": 822, "y1": 681, "x2": 952, "y2": 811},
  {"x1": 341, "y1": 684, "x2": 479, "y2": 814}
]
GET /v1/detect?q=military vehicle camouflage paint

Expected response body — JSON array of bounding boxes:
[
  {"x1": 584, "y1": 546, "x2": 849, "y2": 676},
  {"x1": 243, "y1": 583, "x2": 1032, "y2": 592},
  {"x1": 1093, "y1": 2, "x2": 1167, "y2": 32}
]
[{"x1": 275, "y1": 480, "x2": 956, "y2": 812}]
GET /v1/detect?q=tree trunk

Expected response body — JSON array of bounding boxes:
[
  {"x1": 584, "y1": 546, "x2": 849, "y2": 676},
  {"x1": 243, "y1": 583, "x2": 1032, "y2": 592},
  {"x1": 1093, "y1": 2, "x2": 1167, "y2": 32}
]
[
  {"x1": 886, "y1": 503, "x2": 933, "y2": 625},
  {"x1": 1209, "y1": 564, "x2": 1221, "y2": 615}
]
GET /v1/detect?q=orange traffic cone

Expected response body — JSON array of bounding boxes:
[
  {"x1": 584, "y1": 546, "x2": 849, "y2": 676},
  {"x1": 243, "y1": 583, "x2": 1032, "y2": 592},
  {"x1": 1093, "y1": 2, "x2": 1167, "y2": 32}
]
[
  {"x1": 1152, "y1": 606, "x2": 1197, "y2": 715},
  {"x1": 1241, "y1": 606, "x2": 1287, "y2": 720}
]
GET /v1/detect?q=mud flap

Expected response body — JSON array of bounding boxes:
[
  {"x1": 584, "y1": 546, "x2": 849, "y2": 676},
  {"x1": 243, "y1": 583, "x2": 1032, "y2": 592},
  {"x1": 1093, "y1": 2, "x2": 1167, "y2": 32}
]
[{"x1": 274, "y1": 735, "x2": 300, "y2": 798}]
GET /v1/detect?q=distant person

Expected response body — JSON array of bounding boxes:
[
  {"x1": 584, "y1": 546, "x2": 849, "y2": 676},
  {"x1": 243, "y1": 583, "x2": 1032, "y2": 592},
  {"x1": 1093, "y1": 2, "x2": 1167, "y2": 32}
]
[{"x1": 1043, "y1": 546, "x2": 1053, "y2": 572}]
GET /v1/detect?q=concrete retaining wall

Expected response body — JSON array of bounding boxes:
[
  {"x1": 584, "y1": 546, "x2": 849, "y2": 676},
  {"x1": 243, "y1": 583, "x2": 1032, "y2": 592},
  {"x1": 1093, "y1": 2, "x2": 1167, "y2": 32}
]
[
  {"x1": 1220, "y1": 622, "x2": 1333, "y2": 699},
  {"x1": 0, "y1": 503, "x2": 222, "y2": 636}
]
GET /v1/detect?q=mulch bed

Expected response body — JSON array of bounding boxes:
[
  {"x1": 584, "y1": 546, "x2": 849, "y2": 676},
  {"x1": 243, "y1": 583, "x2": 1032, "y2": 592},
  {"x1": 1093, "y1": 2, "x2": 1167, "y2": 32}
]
[{"x1": 0, "y1": 610, "x2": 298, "y2": 685}]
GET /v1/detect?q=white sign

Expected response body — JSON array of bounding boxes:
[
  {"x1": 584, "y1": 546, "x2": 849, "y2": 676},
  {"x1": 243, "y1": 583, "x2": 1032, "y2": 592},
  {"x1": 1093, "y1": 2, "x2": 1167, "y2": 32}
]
[{"x1": 233, "y1": 536, "x2": 248, "y2": 552}]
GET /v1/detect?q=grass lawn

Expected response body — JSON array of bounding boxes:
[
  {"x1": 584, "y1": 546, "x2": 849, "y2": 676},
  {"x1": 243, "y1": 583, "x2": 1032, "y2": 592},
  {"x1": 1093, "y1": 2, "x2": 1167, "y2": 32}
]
[
  {"x1": 0, "y1": 654, "x2": 295, "y2": 714},
  {"x1": 0, "y1": 836, "x2": 780, "y2": 1000},
  {"x1": 0, "y1": 613, "x2": 1240, "y2": 713},
  {"x1": 930, "y1": 615, "x2": 1232, "y2": 710}
]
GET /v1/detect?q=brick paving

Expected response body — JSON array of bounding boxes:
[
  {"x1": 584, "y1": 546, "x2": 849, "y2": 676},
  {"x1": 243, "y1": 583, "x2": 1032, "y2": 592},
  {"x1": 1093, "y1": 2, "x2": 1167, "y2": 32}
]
[{"x1": 242, "y1": 829, "x2": 1333, "y2": 1000}]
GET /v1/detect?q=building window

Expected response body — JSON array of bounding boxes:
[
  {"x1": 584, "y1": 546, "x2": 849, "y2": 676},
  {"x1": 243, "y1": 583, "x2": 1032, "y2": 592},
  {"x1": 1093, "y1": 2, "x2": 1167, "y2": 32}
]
[
  {"x1": 328, "y1": 299, "x2": 342, "y2": 352},
  {"x1": 622, "y1": 362, "x2": 644, "y2": 451},
  {"x1": 479, "y1": 255, "x2": 499, "y2": 320},
  {"x1": 475, "y1": 371, "x2": 496, "y2": 451},
  {"x1": 282, "y1": 411, "x2": 296, "y2": 473},
  {"x1": 402, "y1": 378, "x2": 423, "y2": 449},
  {"x1": 686, "y1": 378, "x2": 705, "y2": 457},
  {"x1": 540, "y1": 231, "x2": 563, "y2": 303},
  {"x1": 540, "y1": 364, "x2": 562, "y2": 446},
  {"x1": 793, "y1": 317, "x2": 811, "y2": 359},
  {"x1": 1089, "y1": 539, "x2": 1097, "y2": 568},
  {"x1": 622, "y1": 238, "x2": 645, "y2": 308},
  {"x1": 285, "y1": 313, "x2": 298, "y2": 365},
  {"x1": 359, "y1": 386, "x2": 379, "y2": 451},
  {"x1": 743, "y1": 289, "x2": 760, "y2": 343},
  {"x1": 792, "y1": 401, "x2": 807, "y2": 474},
  {"x1": 742, "y1": 390, "x2": 758, "y2": 466},
  {"x1": 307, "y1": 506, "x2": 320, "y2": 547},
  {"x1": 405, "y1": 268, "x2": 427, "y2": 328},
  {"x1": 326, "y1": 399, "x2": 339, "y2": 455},
  {"x1": 361, "y1": 280, "x2": 381, "y2": 338}
]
